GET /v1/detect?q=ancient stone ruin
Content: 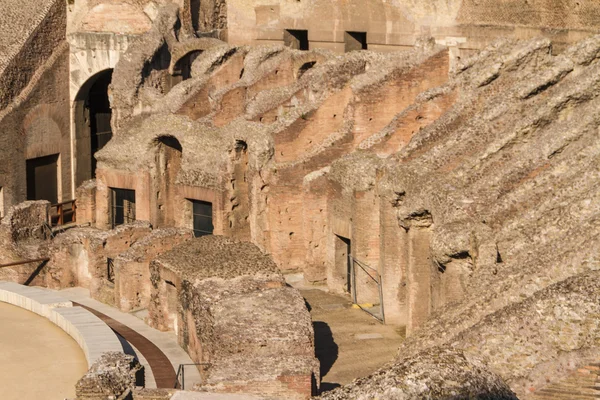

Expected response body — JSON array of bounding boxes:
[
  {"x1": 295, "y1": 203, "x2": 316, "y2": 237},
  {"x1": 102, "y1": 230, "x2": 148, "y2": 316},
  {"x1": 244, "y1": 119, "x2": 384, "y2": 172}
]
[{"x1": 2, "y1": 0, "x2": 600, "y2": 399}]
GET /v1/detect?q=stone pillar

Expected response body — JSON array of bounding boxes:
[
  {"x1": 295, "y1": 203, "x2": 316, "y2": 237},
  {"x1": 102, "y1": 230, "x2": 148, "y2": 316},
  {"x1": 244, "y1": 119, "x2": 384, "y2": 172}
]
[{"x1": 407, "y1": 225, "x2": 433, "y2": 335}]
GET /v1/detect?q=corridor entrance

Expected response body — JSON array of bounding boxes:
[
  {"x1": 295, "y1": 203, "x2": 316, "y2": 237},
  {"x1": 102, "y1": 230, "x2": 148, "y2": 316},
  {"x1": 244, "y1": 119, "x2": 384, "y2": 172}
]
[
  {"x1": 26, "y1": 154, "x2": 59, "y2": 204},
  {"x1": 89, "y1": 71, "x2": 113, "y2": 177},
  {"x1": 334, "y1": 235, "x2": 352, "y2": 294},
  {"x1": 74, "y1": 69, "x2": 114, "y2": 187}
]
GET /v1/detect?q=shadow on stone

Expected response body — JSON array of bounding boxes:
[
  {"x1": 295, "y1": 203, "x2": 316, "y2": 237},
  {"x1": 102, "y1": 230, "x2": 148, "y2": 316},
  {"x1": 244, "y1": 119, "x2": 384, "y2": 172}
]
[
  {"x1": 314, "y1": 321, "x2": 338, "y2": 383},
  {"x1": 320, "y1": 382, "x2": 341, "y2": 393}
]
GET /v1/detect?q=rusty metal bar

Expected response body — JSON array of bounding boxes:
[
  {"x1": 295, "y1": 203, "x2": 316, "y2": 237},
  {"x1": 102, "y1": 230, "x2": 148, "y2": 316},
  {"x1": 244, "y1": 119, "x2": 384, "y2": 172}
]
[{"x1": 0, "y1": 257, "x2": 50, "y2": 269}]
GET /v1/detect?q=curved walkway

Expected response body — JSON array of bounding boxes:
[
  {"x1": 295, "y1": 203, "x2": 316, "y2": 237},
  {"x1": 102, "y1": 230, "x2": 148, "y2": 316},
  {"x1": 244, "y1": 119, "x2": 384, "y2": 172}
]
[
  {"x1": 75, "y1": 302, "x2": 176, "y2": 388},
  {"x1": 59, "y1": 287, "x2": 202, "y2": 390}
]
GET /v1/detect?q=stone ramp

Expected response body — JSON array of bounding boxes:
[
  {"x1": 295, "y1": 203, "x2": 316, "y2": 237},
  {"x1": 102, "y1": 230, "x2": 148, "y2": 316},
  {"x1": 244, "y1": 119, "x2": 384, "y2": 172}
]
[
  {"x1": 0, "y1": 281, "x2": 123, "y2": 368},
  {"x1": 530, "y1": 364, "x2": 600, "y2": 400}
]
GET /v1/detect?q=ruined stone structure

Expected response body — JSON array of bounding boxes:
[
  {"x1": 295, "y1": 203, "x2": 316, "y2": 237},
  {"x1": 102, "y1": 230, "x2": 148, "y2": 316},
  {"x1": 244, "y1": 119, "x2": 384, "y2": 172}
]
[{"x1": 3, "y1": 0, "x2": 600, "y2": 399}]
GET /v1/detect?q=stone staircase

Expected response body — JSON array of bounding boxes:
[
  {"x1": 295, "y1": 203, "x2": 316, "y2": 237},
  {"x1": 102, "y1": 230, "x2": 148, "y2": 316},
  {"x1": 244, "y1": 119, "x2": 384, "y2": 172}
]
[{"x1": 530, "y1": 364, "x2": 600, "y2": 400}]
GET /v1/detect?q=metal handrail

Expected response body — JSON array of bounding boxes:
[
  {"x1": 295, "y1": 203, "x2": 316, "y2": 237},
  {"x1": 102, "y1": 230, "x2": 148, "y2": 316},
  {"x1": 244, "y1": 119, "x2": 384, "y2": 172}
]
[
  {"x1": 0, "y1": 257, "x2": 50, "y2": 269},
  {"x1": 107, "y1": 258, "x2": 115, "y2": 283},
  {"x1": 174, "y1": 363, "x2": 211, "y2": 390},
  {"x1": 349, "y1": 255, "x2": 385, "y2": 324}
]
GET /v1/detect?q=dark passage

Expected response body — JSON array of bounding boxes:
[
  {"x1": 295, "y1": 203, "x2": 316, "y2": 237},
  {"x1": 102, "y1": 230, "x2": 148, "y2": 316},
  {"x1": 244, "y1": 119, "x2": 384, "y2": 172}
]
[
  {"x1": 284, "y1": 29, "x2": 309, "y2": 50},
  {"x1": 26, "y1": 154, "x2": 59, "y2": 204},
  {"x1": 88, "y1": 70, "x2": 113, "y2": 178}
]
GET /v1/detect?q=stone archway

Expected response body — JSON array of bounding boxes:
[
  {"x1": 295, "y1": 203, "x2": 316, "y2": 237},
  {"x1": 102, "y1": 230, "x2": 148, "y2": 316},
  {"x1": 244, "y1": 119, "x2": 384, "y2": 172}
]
[{"x1": 73, "y1": 69, "x2": 114, "y2": 188}]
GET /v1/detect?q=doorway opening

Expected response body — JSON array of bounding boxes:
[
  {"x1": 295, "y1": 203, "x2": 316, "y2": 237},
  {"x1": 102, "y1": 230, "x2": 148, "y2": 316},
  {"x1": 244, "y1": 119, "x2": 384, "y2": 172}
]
[
  {"x1": 334, "y1": 235, "x2": 352, "y2": 294},
  {"x1": 0, "y1": 186, "x2": 4, "y2": 219},
  {"x1": 26, "y1": 154, "x2": 59, "y2": 204},
  {"x1": 110, "y1": 188, "x2": 136, "y2": 228},
  {"x1": 74, "y1": 69, "x2": 114, "y2": 187}
]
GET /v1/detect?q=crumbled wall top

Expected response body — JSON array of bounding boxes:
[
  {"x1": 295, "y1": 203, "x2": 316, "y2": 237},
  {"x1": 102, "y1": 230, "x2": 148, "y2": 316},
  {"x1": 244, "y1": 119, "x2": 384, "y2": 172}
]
[
  {"x1": 153, "y1": 235, "x2": 280, "y2": 280},
  {"x1": 319, "y1": 347, "x2": 517, "y2": 400}
]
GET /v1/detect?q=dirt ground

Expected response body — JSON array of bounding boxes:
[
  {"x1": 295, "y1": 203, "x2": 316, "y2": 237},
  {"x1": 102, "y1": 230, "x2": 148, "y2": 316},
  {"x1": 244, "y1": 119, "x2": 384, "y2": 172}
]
[
  {"x1": 0, "y1": 302, "x2": 88, "y2": 400},
  {"x1": 299, "y1": 288, "x2": 404, "y2": 393}
]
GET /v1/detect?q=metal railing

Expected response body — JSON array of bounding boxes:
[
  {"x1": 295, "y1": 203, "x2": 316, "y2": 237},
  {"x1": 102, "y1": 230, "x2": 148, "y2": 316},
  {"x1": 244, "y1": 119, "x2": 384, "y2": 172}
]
[
  {"x1": 174, "y1": 363, "x2": 211, "y2": 390},
  {"x1": 349, "y1": 255, "x2": 385, "y2": 324},
  {"x1": 0, "y1": 257, "x2": 50, "y2": 286},
  {"x1": 0, "y1": 257, "x2": 50, "y2": 269},
  {"x1": 51, "y1": 200, "x2": 76, "y2": 227},
  {"x1": 107, "y1": 258, "x2": 115, "y2": 283}
]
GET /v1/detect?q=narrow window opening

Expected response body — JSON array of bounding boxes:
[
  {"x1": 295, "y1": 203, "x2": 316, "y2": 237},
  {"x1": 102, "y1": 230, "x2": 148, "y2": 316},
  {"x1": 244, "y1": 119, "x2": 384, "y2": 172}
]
[
  {"x1": 0, "y1": 186, "x2": 4, "y2": 220},
  {"x1": 110, "y1": 188, "x2": 136, "y2": 228},
  {"x1": 190, "y1": 199, "x2": 213, "y2": 237},
  {"x1": 344, "y1": 31, "x2": 367, "y2": 52},
  {"x1": 190, "y1": 0, "x2": 201, "y2": 32},
  {"x1": 284, "y1": 29, "x2": 309, "y2": 51}
]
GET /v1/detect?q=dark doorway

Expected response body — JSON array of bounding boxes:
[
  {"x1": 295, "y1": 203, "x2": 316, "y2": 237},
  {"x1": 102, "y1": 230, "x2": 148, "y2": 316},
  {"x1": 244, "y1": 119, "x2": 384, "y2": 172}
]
[
  {"x1": 191, "y1": 0, "x2": 201, "y2": 32},
  {"x1": 74, "y1": 69, "x2": 114, "y2": 187},
  {"x1": 110, "y1": 188, "x2": 136, "y2": 228},
  {"x1": 26, "y1": 154, "x2": 59, "y2": 204},
  {"x1": 284, "y1": 29, "x2": 309, "y2": 50},
  {"x1": 334, "y1": 235, "x2": 352, "y2": 293},
  {"x1": 89, "y1": 70, "x2": 113, "y2": 177},
  {"x1": 344, "y1": 31, "x2": 367, "y2": 52},
  {"x1": 191, "y1": 200, "x2": 213, "y2": 237}
]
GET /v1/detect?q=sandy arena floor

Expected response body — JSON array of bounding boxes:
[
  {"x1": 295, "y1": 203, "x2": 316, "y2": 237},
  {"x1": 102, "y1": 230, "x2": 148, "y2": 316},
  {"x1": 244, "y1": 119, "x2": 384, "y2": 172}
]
[{"x1": 0, "y1": 302, "x2": 88, "y2": 400}]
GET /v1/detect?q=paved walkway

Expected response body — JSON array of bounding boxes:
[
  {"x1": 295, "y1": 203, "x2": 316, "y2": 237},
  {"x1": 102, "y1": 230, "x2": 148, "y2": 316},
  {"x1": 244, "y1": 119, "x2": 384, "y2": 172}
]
[
  {"x1": 75, "y1": 302, "x2": 177, "y2": 388},
  {"x1": 286, "y1": 275, "x2": 404, "y2": 393},
  {"x1": 59, "y1": 287, "x2": 202, "y2": 390}
]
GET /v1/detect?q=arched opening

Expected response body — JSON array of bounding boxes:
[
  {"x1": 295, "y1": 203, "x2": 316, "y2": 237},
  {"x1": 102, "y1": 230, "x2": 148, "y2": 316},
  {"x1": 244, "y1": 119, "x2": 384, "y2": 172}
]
[
  {"x1": 153, "y1": 135, "x2": 183, "y2": 227},
  {"x1": 171, "y1": 51, "x2": 202, "y2": 86},
  {"x1": 298, "y1": 61, "x2": 317, "y2": 78},
  {"x1": 74, "y1": 69, "x2": 114, "y2": 187}
]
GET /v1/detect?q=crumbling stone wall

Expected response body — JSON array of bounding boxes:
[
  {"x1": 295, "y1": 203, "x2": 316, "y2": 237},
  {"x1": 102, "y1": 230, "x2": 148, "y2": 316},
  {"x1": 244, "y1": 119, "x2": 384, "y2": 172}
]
[
  {"x1": 227, "y1": 0, "x2": 600, "y2": 55},
  {"x1": 0, "y1": 0, "x2": 71, "y2": 212},
  {"x1": 75, "y1": 352, "x2": 142, "y2": 400},
  {"x1": 148, "y1": 236, "x2": 319, "y2": 399}
]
